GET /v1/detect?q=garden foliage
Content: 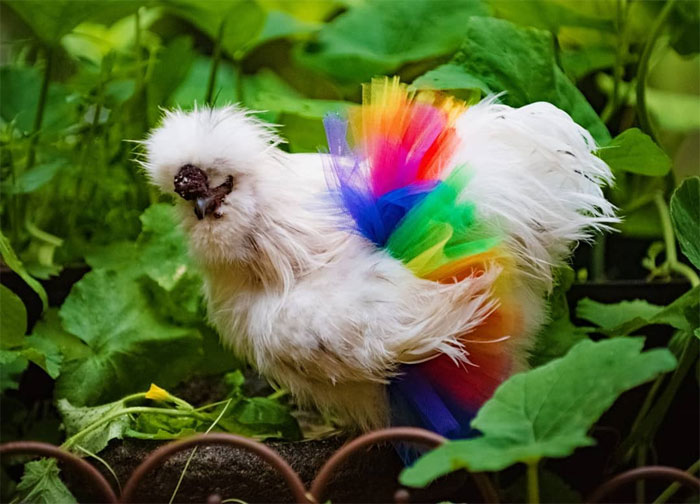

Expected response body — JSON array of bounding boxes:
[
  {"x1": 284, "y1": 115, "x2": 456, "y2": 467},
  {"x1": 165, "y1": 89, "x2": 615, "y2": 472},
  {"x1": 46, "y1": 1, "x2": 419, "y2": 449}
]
[{"x1": 0, "y1": 0, "x2": 698, "y2": 502}]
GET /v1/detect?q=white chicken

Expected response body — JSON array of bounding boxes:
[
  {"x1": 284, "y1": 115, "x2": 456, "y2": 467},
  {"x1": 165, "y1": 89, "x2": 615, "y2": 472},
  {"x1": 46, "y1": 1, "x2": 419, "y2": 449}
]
[{"x1": 143, "y1": 78, "x2": 615, "y2": 437}]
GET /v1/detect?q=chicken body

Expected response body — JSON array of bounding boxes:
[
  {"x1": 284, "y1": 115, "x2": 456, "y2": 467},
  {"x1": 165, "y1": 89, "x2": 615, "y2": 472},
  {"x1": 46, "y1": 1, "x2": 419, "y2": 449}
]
[{"x1": 144, "y1": 98, "x2": 615, "y2": 431}]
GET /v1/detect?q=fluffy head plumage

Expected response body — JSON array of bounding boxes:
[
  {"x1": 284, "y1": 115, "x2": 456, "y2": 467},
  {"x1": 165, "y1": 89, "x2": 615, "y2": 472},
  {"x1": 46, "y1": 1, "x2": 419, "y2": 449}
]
[{"x1": 142, "y1": 105, "x2": 287, "y2": 265}]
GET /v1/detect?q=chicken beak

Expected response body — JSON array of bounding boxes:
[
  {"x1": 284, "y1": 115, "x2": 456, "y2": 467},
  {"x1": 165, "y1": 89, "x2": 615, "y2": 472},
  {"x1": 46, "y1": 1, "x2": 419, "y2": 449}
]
[{"x1": 194, "y1": 196, "x2": 211, "y2": 220}]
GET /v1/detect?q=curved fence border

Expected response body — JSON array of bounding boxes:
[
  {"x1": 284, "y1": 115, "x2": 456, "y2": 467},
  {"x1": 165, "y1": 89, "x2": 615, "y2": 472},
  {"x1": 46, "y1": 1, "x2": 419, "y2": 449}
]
[{"x1": 2, "y1": 430, "x2": 699, "y2": 504}]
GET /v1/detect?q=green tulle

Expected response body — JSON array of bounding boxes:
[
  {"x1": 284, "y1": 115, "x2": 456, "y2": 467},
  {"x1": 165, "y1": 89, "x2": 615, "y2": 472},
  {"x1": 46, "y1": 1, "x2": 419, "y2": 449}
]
[{"x1": 385, "y1": 166, "x2": 501, "y2": 278}]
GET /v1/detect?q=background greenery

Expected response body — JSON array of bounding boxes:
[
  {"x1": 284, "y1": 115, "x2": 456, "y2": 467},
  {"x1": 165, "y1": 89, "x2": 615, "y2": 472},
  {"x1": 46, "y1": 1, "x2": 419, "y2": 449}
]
[{"x1": 0, "y1": 0, "x2": 698, "y2": 503}]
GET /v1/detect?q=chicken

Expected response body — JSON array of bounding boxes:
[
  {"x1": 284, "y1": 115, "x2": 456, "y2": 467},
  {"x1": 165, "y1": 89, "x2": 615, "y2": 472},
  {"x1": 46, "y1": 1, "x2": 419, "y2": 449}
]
[{"x1": 143, "y1": 78, "x2": 616, "y2": 437}]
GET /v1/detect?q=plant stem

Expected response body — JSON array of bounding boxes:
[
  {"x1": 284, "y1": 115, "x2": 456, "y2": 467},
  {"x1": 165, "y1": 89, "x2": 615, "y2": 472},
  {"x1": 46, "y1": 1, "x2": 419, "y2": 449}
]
[
  {"x1": 618, "y1": 335, "x2": 698, "y2": 465},
  {"x1": 26, "y1": 46, "x2": 53, "y2": 170},
  {"x1": 134, "y1": 8, "x2": 143, "y2": 93},
  {"x1": 653, "y1": 192, "x2": 700, "y2": 287},
  {"x1": 591, "y1": 234, "x2": 607, "y2": 282},
  {"x1": 527, "y1": 461, "x2": 540, "y2": 504},
  {"x1": 628, "y1": 376, "x2": 664, "y2": 440},
  {"x1": 653, "y1": 459, "x2": 700, "y2": 504},
  {"x1": 235, "y1": 59, "x2": 244, "y2": 105},
  {"x1": 601, "y1": 0, "x2": 628, "y2": 125},
  {"x1": 266, "y1": 389, "x2": 289, "y2": 400},
  {"x1": 194, "y1": 399, "x2": 233, "y2": 411},
  {"x1": 169, "y1": 399, "x2": 232, "y2": 504},
  {"x1": 76, "y1": 445, "x2": 122, "y2": 493},
  {"x1": 636, "y1": 446, "x2": 647, "y2": 503},
  {"x1": 636, "y1": 0, "x2": 677, "y2": 142},
  {"x1": 205, "y1": 21, "x2": 226, "y2": 106}
]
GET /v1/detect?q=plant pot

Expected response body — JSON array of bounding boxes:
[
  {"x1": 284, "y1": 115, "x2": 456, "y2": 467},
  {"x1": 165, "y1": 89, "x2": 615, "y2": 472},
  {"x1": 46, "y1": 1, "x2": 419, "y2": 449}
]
[{"x1": 63, "y1": 436, "x2": 474, "y2": 504}]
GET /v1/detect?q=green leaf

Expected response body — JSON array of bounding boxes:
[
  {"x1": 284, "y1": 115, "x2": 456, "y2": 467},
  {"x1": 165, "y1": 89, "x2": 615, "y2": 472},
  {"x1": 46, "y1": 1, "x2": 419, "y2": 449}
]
[
  {"x1": 0, "y1": 285, "x2": 27, "y2": 348},
  {"x1": 29, "y1": 309, "x2": 91, "y2": 363},
  {"x1": 597, "y1": 128, "x2": 671, "y2": 176},
  {"x1": 577, "y1": 286, "x2": 700, "y2": 335},
  {"x1": 55, "y1": 269, "x2": 203, "y2": 405},
  {"x1": 255, "y1": 93, "x2": 350, "y2": 120},
  {"x1": 244, "y1": 10, "x2": 320, "y2": 53},
  {"x1": 141, "y1": 274, "x2": 203, "y2": 326},
  {"x1": 220, "y1": 397, "x2": 302, "y2": 440},
  {"x1": 297, "y1": 0, "x2": 490, "y2": 82},
  {"x1": 560, "y1": 46, "x2": 618, "y2": 81},
  {"x1": 172, "y1": 55, "x2": 239, "y2": 108},
  {"x1": 670, "y1": 176, "x2": 700, "y2": 269},
  {"x1": 21, "y1": 335, "x2": 62, "y2": 379},
  {"x1": 0, "y1": 349, "x2": 29, "y2": 394},
  {"x1": 147, "y1": 37, "x2": 196, "y2": 123},
  {"x1": 0, "y1": 230, "x2": 48, "y2": 311},
  {"x1": 14, "y1": 458, "x2": 76, "y2": 504},
  {"x1": 57, "y1": 398, "x2": 130, "y2": 454},
  {"x1": 400, "y1": 338, "x2": 676, "y2": 485},
  {"x1": 6, "y1": 0, "x2": 140, "y2": 45},
  {"x1": 413, "y1": 17, "x2": 609, "y2": 143},
  {"x1": 84, "y1": 241, "x2": 141, "y2": 275},
  {"x1": 138, "y1": 204, "x2": 196, "y2": 291},
  {"x1": 167, "y1": 0, "x2": 266, "y2": 58},
  {"x1": 669, "y1": 0, "x2": 700, "y2": 56},
  {"x1": 86, "y1": 204, "x2": 196, "y2": 288},
  {"x1": 127, "y1": 412, "x2": 200, "y2": 440},
  {"x1": 412, "y1": 63, "x2": 493, "y2": 96},
  {"x1": 1, "y1": 158, "x2": 69, "y2": 195},
  {"x1": 490, "y1": 0, "x2": 614, "y2": 33}
]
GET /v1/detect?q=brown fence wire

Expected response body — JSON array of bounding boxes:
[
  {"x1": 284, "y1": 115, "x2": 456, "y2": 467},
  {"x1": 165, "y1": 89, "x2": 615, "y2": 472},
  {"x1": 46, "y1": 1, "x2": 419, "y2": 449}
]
[{"x1": 2, "y1": 428, "x2": 699, "y2": 504}]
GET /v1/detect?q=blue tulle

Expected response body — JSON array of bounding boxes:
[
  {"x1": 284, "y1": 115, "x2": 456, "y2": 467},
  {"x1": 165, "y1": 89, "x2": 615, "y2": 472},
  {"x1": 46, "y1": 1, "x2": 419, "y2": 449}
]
[
  {"x1": 388, "y1": 365, "x2": 479, "y2": 464},
  {"x1": 323, "y1": 114, "x2": 438, "y2": 247}
]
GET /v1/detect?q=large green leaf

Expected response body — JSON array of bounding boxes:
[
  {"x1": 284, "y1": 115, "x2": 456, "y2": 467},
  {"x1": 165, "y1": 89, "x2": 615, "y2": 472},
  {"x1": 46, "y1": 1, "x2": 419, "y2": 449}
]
[
  {"x1": 241, "y1": 69, "x2": 350, "y2": 151},
  {"x1": 296, "y1": 0, "x2": 489, "y2": 82},
  {"x1": 400, "y1": 338, "x2": 676, "y2": 485},
  {"x1": 244, "y1": 10, "x2": 320, "y2": 54},
  {"x1": 670, "y1": 177, "x2": 700, "y2": 269},
  {"x1": 491, "y1": 0, "x2": 614, "y2": 33},
  {"x1": 55, "y1": 269, "x2": 203, "y2": 405},
  {"x1": 597, "y1": 128, "x2": 671, "y2": 177},
  {"x1": 6, "y1": 0, "x2": 141, "y2": 45},
  {"x1": 147, "y1": 37, "x2": 196, "y2": 123},
  {"x1": 413, "y1": 17, "x2": 609, "y2": 143},
  {"x1": 166, "y1": 0, "x2": 266, "y2": 59},
  {"x1": 577, "y1": 286, "x2": 700, "y2": 336},
  {"x1": 172, "y1": 55, "x2": 239, "y2": 108},
  {"x1": 0, "y1": 285, "x2": 27, "y2": 348},
  {"x1": 14, "y1": 459, "x2": 76, "y2": 504}
]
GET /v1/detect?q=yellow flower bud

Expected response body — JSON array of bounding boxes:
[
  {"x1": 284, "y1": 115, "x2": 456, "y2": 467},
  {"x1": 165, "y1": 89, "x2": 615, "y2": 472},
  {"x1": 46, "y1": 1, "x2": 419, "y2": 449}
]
[{"x1": 145, "y1": 383, "x2": 170, "y2": 401}]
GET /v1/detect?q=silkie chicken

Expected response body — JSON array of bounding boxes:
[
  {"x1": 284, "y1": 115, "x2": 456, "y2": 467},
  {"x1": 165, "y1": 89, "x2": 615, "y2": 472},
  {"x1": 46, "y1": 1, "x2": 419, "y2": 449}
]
[{"x1": 143, "y1": 77, "x2": 616, "y2": 439}]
